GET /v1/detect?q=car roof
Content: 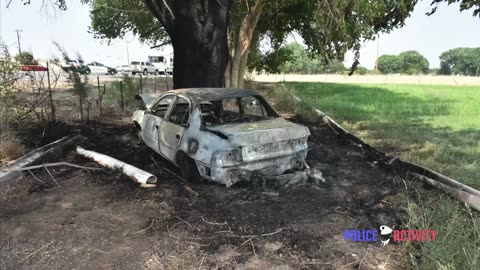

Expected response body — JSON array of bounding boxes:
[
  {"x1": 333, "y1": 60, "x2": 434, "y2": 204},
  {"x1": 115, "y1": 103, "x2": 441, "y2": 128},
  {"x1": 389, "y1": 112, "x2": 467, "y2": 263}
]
[{"x1": 167, "y1": 88, "x2": 259, "y2": 102}]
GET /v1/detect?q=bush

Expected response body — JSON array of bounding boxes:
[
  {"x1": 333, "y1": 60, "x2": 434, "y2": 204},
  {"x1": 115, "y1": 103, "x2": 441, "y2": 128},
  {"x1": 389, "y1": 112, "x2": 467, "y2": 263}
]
[
  {"x1": 0, "y1": 132, "x2": 25, "y2": 164},
  {"x1": 103, "y1": 75, "x2": 140, "y2": 111}
]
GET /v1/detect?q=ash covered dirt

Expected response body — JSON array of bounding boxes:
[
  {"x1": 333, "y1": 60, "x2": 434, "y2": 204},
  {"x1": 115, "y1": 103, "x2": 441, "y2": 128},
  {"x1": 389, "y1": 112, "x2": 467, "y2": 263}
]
[{"x1": 0, "y1": 119, "x2": 409, "y2": 269}]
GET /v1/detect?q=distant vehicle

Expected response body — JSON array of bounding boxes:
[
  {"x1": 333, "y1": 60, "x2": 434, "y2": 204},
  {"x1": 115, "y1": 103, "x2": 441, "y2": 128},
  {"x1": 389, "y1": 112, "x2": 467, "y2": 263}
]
[
  {"x1": 87, "y1": 61, "x2": 117, "y2": 75},
  {"x1": 116, "y1": 64, "x2": 132, "y2": 74},
  {"x1": 148, "y1": 54, "x2": 173, "y2": 75},
  {"x1": 130, "y1": 61, "x2": 156, "y2": 75},
  {"x1": 20, "y1": 65, "x2": 48, "y2": 72},
  {"x1": 61, "y1": 60, "x2": 91, "y2": 75}
]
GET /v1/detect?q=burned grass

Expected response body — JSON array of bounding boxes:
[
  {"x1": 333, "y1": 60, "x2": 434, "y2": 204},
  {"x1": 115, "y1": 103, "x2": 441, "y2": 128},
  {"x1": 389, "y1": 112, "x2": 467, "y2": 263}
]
[{"x1": 0, "y1": 120, "x2": 410, "y2": 269}]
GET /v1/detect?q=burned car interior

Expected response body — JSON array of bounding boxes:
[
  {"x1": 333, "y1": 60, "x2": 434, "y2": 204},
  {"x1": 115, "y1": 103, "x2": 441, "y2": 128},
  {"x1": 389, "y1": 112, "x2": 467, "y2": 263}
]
[{"x1": 200, "y1": 96, "x2": 278, "y2": 126}]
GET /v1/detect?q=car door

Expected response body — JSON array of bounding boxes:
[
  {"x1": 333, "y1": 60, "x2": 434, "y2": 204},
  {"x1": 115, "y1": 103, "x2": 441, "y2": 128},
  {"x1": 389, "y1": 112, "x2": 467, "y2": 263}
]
[
  {"x1": 88, "y1": 62, "x2": 102, "y2": 74},
  {"x1": 146, "y1": 62, "x2": 155, "y2": 73},
  {"x1": 96, "y1": 63, "x2": 108, "y2": 74},
  {"x1": 159, "y1": 96, "x2": 191, "y2": 162},
  {"x1": 142, "y1": 95, "x2": 175, "y2": 154}
]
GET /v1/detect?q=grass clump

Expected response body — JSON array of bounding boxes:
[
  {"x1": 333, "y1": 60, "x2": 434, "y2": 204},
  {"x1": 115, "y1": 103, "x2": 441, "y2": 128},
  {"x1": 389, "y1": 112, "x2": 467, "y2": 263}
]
[{"x1": 103, "y1": 75, "x2": 140, "y2": 112}]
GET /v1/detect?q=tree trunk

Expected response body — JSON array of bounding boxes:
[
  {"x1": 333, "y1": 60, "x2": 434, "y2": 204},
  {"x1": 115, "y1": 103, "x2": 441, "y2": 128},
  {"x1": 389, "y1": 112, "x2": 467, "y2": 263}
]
[
  {"x1": 228, "y1": 0, "x2": 264, "y2": 88},
  {"x1": 146, "y1": 0, "x2": 231, "y2": 89}
]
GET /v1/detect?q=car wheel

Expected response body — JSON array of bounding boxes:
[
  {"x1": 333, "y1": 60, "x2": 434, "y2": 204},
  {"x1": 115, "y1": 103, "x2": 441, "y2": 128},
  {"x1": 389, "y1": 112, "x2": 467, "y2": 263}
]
[
  {"x1": 143, "y1": 69, "x2": 148, "y2": 75},
  {"x1": 132, "y1": 122, "x2": 143, "y2": 145},
  {"x1": 85, "y1": 69, "x2": 91, "y2": 75},
  {"x1": 154, "y1": 70, "x2": 158, "y2": 75},
  {"x1": 109, "y1": 70, "x2": 116, "y2": 75},
  {"x1": 132, "y1": 72, "x2": 136, "y2": 75},
  {"x1": 178, "y1": 153, "x2": 202, "y2": 184}
]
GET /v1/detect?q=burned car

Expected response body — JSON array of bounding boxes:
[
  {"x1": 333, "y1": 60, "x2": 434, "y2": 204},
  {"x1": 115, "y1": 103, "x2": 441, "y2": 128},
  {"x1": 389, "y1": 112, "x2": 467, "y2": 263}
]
[{"x1": 133, "y1": 88, "x2": 311, "y2": 187}]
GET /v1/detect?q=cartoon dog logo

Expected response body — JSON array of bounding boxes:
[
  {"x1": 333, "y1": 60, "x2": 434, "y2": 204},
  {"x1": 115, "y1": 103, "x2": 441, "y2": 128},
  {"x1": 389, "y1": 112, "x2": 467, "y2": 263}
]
[{"x1": 379, "y1": 225, "x2": 393, "y2": 246}]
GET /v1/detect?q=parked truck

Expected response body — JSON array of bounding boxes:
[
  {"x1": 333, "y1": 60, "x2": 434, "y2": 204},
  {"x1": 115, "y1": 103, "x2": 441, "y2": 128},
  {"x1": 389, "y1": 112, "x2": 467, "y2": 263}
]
[{"x1": 148, "y1": 54, "x2": 173, "y2": 75}]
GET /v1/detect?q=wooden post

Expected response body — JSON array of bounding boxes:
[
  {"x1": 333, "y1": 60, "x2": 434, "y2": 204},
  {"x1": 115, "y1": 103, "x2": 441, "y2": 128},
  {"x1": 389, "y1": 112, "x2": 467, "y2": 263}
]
[
  {"x1": 154, "y1": 76, "x2": 157, "y2": 93},
  {"x1": 140, "y1": 75, "x2": 143, "y2": 94},
  {"x1": 120, "y1": 81, "x2": 124, "y2": 113},
  {"x1": 165, "y1": 72, "x2": 169, "y2": 90},
  {"x1": 46, "y1": 62, "x2": 56, "y2": 122},
  {"x1": 97, "y1": 76, "x2": 102, "y2": 117}
]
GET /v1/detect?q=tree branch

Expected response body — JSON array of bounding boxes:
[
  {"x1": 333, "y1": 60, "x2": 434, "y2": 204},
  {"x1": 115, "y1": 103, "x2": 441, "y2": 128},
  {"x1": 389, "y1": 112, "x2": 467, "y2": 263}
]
[
  {"x1": 150, "y1": 39, "x2": 171, "y2": 49},
  {"x1": 143, "y1": 0, "x2": 174, "y2": 36}
]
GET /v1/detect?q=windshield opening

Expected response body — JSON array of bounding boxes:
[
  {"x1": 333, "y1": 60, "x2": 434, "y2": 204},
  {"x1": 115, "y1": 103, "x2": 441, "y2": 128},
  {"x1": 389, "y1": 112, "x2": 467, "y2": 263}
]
[{"x1": 201, "y1": 95, "x2": 277, "y2": 126}]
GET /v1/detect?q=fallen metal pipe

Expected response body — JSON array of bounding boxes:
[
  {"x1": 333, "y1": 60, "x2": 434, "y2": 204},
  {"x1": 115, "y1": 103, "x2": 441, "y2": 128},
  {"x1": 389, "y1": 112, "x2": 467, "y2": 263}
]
[
  {"x1": 76, "y1": 146, "x2": 157, "y2": 185},
  {"x1": 411, "y1": 172, "x2": 480, "y2": 212},
  {"x1": 0, "y1": 136, "x2": 81, "y2": 187}
]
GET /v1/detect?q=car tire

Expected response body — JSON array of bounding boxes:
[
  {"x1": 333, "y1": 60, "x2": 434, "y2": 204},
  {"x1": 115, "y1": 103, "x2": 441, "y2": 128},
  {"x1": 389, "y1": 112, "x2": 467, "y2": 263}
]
[
  {"x1": 132, "y1": 122, "x2": 143, "y2": 145},
  {"x1": 85, "y1": 69, "x2": 91, "y2": 75},
  {"x1": 109, "y1": 70, "x2": 116, "y2": 75},
  {"x1": 178, "y1": 153, "x2": 202, "y2": 184},
  {"x1": 143, "y1": 69, "x2": 148, "y2": 75}
]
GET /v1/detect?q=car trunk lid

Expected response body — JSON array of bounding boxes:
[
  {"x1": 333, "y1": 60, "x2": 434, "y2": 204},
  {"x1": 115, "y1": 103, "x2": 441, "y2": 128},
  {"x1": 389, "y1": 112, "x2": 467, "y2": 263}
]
[{"x1": 207, "y1": 118, "x2": 310, "y2": 162}]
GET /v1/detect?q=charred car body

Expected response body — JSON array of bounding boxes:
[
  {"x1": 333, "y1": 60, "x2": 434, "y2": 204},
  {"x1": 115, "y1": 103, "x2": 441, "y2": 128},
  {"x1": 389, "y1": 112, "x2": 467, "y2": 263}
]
[{"x1": 133, "y1": 88, "x2": 311, "y2": 187}]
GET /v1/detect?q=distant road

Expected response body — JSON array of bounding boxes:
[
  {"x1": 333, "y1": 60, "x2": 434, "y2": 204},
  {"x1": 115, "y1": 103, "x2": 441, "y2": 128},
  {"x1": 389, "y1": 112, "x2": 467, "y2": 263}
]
[{"x1": 16, "y1": 70, "x2": 172, "y2": 89}]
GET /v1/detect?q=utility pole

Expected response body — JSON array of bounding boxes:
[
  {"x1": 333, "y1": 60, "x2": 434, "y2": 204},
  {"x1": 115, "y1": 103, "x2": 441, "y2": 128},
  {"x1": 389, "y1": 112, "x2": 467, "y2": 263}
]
[
  {"x1": 14, "y1": 29, "x2": 23, "y2": 54},
  {"x1": 125, "y1": 41, "x2": 130, "y2": 64},
  {"x1": 375, "y1": 36, "x2": 380, "y2": 75}
]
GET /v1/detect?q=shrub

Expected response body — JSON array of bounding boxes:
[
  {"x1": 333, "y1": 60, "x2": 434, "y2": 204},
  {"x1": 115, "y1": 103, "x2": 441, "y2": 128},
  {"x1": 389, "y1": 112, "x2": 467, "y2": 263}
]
[{"x1": 0, "y1": 132, "x2": 25, "y2": 164}]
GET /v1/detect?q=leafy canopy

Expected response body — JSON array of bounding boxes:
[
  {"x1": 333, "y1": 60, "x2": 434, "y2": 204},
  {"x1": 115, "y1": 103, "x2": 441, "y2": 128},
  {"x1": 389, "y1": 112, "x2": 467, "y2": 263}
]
[
  {"x1": 248, "y1": 43, "x2": 346, "y2": 74},
  {"x1": 14, "y1": 51, "x2": 37, "y2": 65},
  {"x1": 439, "y1": 47, "x2": 480, "y2": 76},
  {"x1": 378, "y1": 50, "x2": 429, "y2": 74}
]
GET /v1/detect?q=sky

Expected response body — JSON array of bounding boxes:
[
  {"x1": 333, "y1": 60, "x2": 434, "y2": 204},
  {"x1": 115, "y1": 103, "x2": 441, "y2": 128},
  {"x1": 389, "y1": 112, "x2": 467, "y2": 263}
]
[{"x1": 1, "y1": 0, "x2": 479, "y2": 69}]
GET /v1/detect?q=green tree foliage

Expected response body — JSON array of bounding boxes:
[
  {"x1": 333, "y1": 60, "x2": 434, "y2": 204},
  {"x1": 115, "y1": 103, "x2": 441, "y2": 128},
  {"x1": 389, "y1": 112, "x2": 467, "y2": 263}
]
[
  {"x1": 439, "y1": 47, "x2": 480, "y2": 76},
  {"x1": 378, "y1": 54, "x2": 403, "y2": 74},
  {"x1": 378, "y1": 51, "x2": 429, "y2": 74},
  {"x1": 14, "y1": 51, "x2": 37, "y2": 65},
  {"x1": 80, "y1": 0, "x2": 168, "y2": 46},
  {"x1": 399, "y1": 50, "x2": 429, "y2": 74},
  {"x1": 249, "y1": 43, "x2": 346, "y2": 74}
]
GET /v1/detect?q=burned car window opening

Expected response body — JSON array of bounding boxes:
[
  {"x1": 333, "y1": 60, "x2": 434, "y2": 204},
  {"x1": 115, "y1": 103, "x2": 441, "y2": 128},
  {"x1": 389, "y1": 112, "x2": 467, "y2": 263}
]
[
  {"x1": 168, "y1": 97, "x2": 190, "y2": 127},
  {"x1": 201, "y1": 95, "x2": 276, "y2": 126},
  {"x1": 151, "y1": 95, "x2": 174, "y2": 118}
]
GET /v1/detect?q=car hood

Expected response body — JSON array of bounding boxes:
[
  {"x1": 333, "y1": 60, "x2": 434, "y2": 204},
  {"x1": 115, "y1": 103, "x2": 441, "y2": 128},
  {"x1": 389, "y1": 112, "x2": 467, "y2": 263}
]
[
  {"x1": 135, "y1": 93, "x2": 162, "y2": 110},
  {"x1": 207, "y1": 118, "x2": 310, "y2": 146}
]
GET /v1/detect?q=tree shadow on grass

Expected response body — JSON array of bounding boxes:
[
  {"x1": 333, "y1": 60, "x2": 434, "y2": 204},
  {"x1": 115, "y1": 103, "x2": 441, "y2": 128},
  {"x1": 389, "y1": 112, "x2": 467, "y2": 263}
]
[{"x1": 287, "y1": 82, "x2": 480, "y2": 188}]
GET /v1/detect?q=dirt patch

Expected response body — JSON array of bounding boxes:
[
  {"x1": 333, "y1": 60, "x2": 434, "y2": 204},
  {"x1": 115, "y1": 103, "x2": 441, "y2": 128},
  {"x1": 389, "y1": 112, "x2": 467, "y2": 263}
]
[{"x1": 0, "y1": 119, "x2": 409, "y2": 269}]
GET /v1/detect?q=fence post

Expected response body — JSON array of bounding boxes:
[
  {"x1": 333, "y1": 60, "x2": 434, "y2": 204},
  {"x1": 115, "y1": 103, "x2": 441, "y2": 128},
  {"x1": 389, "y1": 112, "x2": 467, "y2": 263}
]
[
  {"x1": 165, "y1": 72, "x2": 169, "y2": 90},
  {"x1": 97, "y1": 76, "x2": 102, "y2": 117},
  {"x1": 140, "y1": 75, "x2": 143, "y2": 93},
  {"x1": 46, "y1": 61, "x2": 56, "y2": 122},
  {"x1": 120, "y1": 81, "x2": 125, "y2": 113},
  {"x1": 154, "y1": 76, "x2": 157, "y2": 93}
]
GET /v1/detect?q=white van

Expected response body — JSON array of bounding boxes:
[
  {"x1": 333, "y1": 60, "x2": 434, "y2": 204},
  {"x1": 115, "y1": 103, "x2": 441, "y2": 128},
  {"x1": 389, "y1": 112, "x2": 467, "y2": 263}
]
[{"x1": 148, "y1": 54, "x2": 173, "y2": 75}]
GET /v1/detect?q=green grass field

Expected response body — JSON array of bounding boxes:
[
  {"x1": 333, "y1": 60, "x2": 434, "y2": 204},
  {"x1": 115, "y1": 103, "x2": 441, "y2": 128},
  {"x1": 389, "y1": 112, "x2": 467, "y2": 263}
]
[
  {"x1": 279, "y1": 82, "x2": 480, "y2": 269},
  {"x1": 287, "y1": 82, "x2": 480, "y2": 189}
]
